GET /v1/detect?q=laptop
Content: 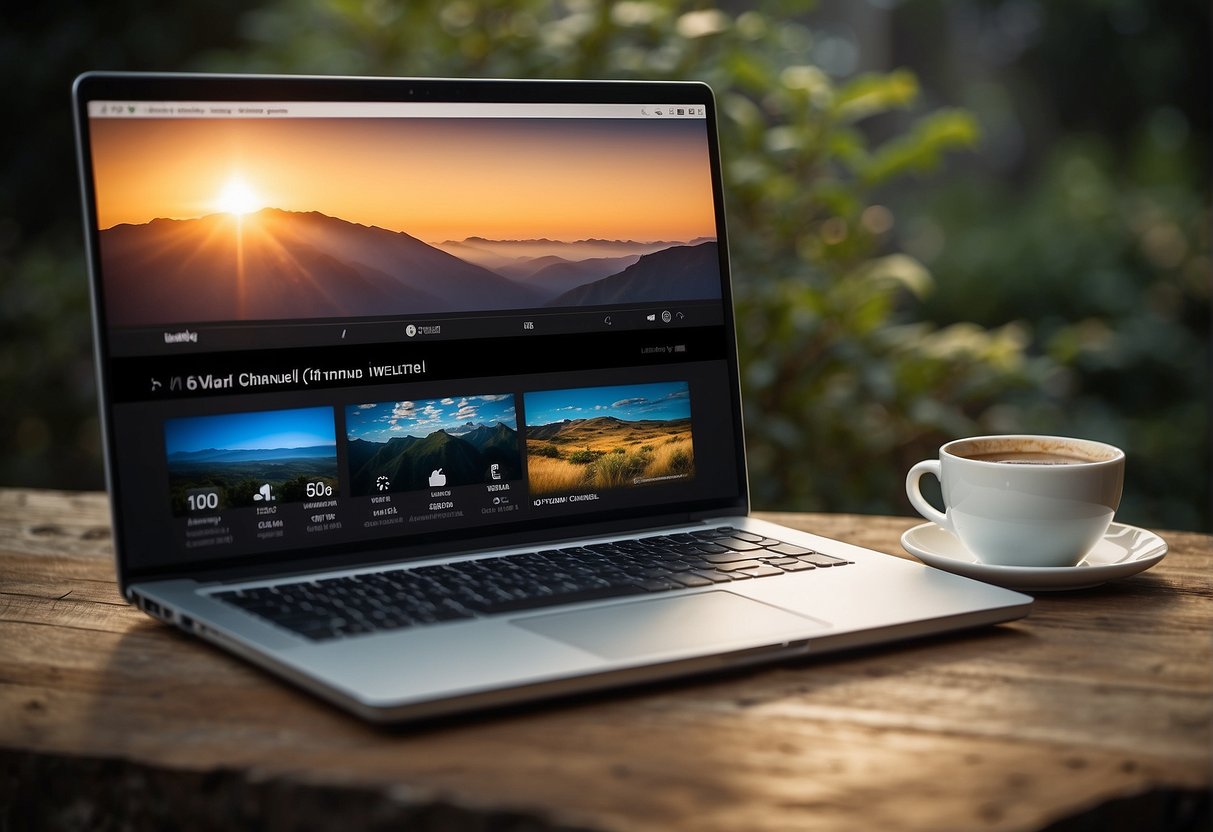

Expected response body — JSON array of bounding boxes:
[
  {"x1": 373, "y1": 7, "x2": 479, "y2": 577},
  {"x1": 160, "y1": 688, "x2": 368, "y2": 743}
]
[{"x1": 72, "y1": 71, "x2": 1032, "y2": 723}]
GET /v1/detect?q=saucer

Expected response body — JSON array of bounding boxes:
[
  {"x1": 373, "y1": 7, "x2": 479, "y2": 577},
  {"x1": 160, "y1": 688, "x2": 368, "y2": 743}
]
[{"x1": 900, "y1": 522, "x2": 1168, "y2": 591}]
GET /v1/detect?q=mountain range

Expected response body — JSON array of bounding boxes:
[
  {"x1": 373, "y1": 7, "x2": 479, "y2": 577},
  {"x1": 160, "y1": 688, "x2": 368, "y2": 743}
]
[
  {"x1": 99, "y1": 208, "x2": 720, "y2": 326},
  {"x1": 348, "y1": 422, "x2": 521, "y2": 495},
  {"x1": 547, "y1": 241, "x2": 720, "y2": 307},
  {"x1": 527, "y1": 415, "x2": 691, "y2": 442},
  {"x1": 100, "y1": 209, "x2": 539, "y2": 326},
  {"x1": 167, "y1": 444, "x2": 336, "y2": 464}
]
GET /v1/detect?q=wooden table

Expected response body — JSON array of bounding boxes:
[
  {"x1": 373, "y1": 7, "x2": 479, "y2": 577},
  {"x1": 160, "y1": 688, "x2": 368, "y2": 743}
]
[{"x1": 2, "y1": 488, "x2": 1209, "y2": 831}]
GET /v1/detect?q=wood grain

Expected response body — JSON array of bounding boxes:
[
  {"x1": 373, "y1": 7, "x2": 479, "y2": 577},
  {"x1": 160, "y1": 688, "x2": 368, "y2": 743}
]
[{"x1": 1, "y1": 489, "x2": 1209, "y2": 831}]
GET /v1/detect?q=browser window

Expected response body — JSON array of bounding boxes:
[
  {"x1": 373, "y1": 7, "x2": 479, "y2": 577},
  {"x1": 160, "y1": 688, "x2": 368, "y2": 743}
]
[{"x1": 82, "y1": 96, "x2": 743, "y2": 576}]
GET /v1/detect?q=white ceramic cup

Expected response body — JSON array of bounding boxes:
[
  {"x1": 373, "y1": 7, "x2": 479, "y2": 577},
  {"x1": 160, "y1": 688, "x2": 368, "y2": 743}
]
[{"x1": 905, "y1": 435, "x2": 1125, "y2": 567}]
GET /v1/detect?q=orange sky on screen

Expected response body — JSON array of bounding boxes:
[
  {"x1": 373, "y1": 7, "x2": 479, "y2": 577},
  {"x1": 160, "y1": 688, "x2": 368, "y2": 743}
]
[{"x1": 89, "y1": 117, "x2": 716, "y2": 243}]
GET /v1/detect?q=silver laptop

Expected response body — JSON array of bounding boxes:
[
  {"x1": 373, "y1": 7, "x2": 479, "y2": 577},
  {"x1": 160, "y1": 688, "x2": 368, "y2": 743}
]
[{"x1": 72, "y1": 71, "x2": 1031, "y2": 723}]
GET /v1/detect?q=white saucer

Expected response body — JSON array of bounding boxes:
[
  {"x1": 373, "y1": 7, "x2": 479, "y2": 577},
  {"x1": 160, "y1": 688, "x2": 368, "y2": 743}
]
[{"x1": 900, "y1": 521, "x2": 1168, "y2": 591}]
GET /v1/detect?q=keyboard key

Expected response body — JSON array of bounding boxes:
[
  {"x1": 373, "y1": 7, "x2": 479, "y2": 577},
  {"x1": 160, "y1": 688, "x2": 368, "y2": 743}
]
[
  {"x1": 711, "y1": 559, "x2": 764, "y2": 572},
  {"x1": 798, "y1": 553, "x2": 851, "y2": 567},
  {"x1": 703, "y1": 551, "x2": 766, "y2": 565},
  {"x1": 739, "y1": 565, "x2": 784, "y2": 578},
  {"x1": 691, "y1": 569, "x2": 734, "y2": 583},
  {"x1": 669, "y1": 573, "x2": 714, "y2": 588},
  {"x1": 637, "y1": 578, "x2": 681, "y2": 591},
  {"x1": 712, "y1": 537, "x2": 765, "y2": 552},
  {"x1": 766, "y1": 543, "x2": 815, "y2": 557}
]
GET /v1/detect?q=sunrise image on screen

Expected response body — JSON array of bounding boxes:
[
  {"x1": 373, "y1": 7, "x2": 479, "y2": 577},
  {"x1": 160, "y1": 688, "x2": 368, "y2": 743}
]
[{"x1": 89, "y1": 116, "x2": 720, "y2": 327}]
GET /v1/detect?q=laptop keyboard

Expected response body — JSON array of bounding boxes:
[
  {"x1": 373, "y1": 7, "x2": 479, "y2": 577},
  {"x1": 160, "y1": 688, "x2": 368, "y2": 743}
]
[{"x1": 213, "y1": 526, "x2": 852, "y2": 641}]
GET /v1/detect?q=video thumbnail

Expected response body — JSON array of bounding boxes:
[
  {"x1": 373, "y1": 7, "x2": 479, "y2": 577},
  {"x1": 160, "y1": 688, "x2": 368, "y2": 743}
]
[
  {"x1": 346, "y1": 395, "x2": 521, "y2": 496},
  {"x1": 165, "y1": 407, "x2": 338, "y2": 515},
  {"x1": 524, "y1": 381, "x2": 695, "y2": 496}
]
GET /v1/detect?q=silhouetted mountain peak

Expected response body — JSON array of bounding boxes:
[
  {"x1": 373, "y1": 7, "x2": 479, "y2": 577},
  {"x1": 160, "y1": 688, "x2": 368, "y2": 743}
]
[
  {"x1": 547, "y1": 241, "x2": 720, "y2": 308},
  {"x1": 99, "y1": 208, "x2": 545, "y2": 326}
]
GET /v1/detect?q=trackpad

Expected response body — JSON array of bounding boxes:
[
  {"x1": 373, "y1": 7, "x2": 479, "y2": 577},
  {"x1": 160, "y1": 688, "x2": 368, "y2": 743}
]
[{"x1": 513, "y1": 591, "x2": 828, "y2": 660}]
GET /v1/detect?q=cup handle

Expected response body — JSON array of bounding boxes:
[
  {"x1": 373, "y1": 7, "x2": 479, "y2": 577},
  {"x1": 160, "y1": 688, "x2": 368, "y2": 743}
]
[{"x1": 906, "y1": 460, "x2": 950, "y2": 530}]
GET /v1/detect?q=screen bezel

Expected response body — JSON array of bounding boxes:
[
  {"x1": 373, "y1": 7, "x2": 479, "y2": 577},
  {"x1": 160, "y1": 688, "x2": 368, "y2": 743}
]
[{"x1": 72, "y1": 71, "x2": 751, "y2": 592}]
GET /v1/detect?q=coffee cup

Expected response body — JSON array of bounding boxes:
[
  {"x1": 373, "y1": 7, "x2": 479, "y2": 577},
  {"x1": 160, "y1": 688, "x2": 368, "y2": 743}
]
[{"x1": 905, "y1": 435, "x2": 1125, "y2": 567}]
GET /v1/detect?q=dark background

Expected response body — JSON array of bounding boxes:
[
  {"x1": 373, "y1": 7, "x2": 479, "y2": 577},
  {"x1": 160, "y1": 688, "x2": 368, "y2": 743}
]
[{"x1": 2, "y1": 0, "x2": 1208, "y2": 530}]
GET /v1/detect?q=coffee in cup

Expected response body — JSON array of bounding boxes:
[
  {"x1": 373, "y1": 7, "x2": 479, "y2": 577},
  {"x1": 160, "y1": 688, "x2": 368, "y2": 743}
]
[{"x1": 905, "y1": 435, "x2": 1125, "y2": 567}]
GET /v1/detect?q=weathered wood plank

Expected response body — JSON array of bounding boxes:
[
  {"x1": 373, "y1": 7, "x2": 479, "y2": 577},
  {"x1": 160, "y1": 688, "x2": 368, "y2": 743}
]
[{"x1": 0, "y1": 489, "x2": 115, "y2": 559}]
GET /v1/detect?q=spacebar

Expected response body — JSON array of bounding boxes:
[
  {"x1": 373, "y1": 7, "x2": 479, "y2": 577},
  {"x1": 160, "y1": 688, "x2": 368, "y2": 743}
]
[{"x1": 469, "y1": 583, "x2": 647, "y2": 615}]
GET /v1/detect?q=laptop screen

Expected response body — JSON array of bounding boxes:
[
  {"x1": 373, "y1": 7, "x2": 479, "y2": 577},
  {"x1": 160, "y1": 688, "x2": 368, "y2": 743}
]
[{"x1": 74, "y1": 75, "x2": 747, "y2": 582}]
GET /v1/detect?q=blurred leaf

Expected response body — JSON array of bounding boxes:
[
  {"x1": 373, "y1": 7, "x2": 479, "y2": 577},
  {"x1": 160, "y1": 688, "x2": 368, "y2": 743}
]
[
  {"x1": 834, "y1": 69, "x2": 919, "y2": 123},
  {"x1": 862, "y1": 108, "x2": 980, "y2": 186},
  {"x1": 852, "y1": 254, "x2": 934, "y2": 299}
]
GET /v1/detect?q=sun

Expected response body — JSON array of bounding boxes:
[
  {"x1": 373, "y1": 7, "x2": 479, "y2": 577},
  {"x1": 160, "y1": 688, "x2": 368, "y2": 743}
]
[{"x1": 214, "y1": 176, "x2": 263, "y2": 217}]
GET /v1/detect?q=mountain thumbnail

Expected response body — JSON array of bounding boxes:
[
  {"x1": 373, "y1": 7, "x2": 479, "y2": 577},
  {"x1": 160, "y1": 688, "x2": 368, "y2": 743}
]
[{"x1": 524, "y1": 414, "x2": 695, "y2": 496}]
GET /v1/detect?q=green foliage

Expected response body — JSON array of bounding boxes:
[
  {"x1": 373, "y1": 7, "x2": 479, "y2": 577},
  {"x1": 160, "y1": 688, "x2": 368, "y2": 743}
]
[
  {"x1": 534, "y1": 444, "x2": 563, "y2": 459},
  {"x1": 568, "y1": 449, "x2": 598, "y2": 465}
]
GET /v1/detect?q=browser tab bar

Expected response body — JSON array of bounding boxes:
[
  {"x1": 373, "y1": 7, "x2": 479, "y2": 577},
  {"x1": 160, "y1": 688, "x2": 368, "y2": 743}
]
[{"x1": 86, "y1": 101, "x2": 707, "y2": 120}]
